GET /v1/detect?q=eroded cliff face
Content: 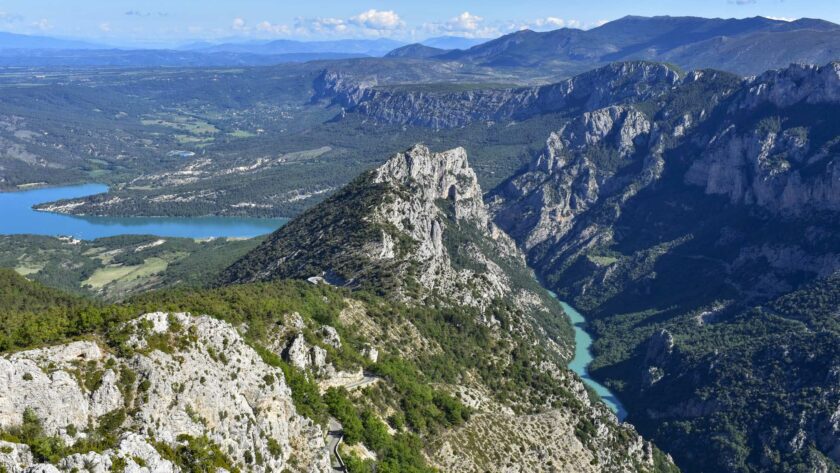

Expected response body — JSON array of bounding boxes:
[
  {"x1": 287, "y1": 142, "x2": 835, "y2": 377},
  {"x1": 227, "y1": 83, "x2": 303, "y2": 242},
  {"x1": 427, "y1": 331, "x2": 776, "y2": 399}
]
[
  {"x1": 491, "y1": 62, "x2": 840, "y2": 298},
  {"x1": 0, "y1": 313, "x2": 330, "y2": 473},
  {"x1": 685, "y1": 62, "x2": 840, "y2": 215},
  {"x1": 487, "y1": 62, "x2": 840, "y2": 473},
  {"x1": 490, "y1": 105, "x2": 658, "y2": 254},
  {"x1": 315, "y1": 62, "x2": 680, "y2": 129}
]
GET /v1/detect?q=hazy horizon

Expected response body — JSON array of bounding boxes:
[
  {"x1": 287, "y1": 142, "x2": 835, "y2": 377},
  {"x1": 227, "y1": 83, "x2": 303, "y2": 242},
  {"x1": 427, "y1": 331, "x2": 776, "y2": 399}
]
[{"x1": 0, "y1": 0, "x2": 837, "y2": 48}]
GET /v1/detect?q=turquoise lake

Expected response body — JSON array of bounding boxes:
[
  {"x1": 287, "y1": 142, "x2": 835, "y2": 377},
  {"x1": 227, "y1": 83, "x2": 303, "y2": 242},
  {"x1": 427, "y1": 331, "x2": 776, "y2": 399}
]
[
  {"x1": 556, "y1": 296, "x2": 628, "y2": 420},
  {"x1": 0, "y1": 184, "x2": 287, "y2": 240}
]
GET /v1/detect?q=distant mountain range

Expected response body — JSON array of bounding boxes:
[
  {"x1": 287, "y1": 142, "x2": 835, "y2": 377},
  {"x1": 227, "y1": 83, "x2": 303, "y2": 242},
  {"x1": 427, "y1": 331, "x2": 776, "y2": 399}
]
[
  {"x1": 0, "y1": 16, "x2": 836, "y2": 73},
  {"x1": 187, "y1": 38, "x2": 406, "y2": 57},
  {"x1": 434, "y1": 15, "x2": 840, "y2": 75},
  {"x1": 0, "y1": 31, "x2": 104, "y2": 50}
]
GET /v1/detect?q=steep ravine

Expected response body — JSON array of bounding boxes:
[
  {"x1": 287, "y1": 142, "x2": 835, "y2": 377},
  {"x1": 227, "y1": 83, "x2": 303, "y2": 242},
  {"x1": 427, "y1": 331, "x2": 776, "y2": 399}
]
[{"x1": 488, "y1": 61, "x2": 840, "y2": 472}]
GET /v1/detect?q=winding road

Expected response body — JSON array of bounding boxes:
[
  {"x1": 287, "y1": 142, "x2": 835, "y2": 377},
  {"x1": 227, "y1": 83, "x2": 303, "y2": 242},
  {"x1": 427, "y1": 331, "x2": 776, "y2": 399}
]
[{"x1": 324, "y1": 374, "x2": 379, "y2": 471}]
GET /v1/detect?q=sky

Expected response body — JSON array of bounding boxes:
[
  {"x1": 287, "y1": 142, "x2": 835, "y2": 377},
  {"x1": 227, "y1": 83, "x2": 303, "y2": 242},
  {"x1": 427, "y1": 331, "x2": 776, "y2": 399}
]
[{"x1": 0, "y1": 0, "x2": 838, "y2": 46}]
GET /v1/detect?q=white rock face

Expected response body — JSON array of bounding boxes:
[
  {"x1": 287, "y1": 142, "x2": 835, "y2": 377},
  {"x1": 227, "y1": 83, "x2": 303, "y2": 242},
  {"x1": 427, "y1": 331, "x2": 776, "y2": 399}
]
[
  {"x1": 492, "y1": 105, "x2": 656, "y2": 253},
  {"x1": 742, "y1": 62, "x2": 840, "y2": 109},
  {"x1": 319, "y1": 326, "x2": 341, "y2": 349},
  {"x1": 0, "y1": 440, "x2": 33, "y2": 473},
  {"x1": 370, "y1": 144, "x2": 525, "y2": 309},
  {"x1": 0, "y1": 341, "x2": 108, "y2": 436},
  {"x1": 285, "y1": 334, "x2": 333, "y2": 377},
  {"x1": 0, "y1": 313, "x2": 331, "y2": 473},
  {"x1": 56, "y1": 433, "x2": 176, "y2": 473},
  {"x1": 685, "y1": 121, "x2": 840, "y2": 214}
]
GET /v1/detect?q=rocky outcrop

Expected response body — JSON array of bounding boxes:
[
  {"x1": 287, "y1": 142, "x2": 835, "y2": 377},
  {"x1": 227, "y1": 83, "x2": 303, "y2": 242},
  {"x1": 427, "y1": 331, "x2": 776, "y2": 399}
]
[
  {"x1": 318, "y1": 62, "x2": 680, "y2": 128},
  {"x1": 222, "y1": 144, "x2": 543, "y2": 317},
  {"x1": 740, "y1": 62, "x2": 840, "y2": 109},
  {"x1": 489, "y1": 104, "x2": 659, "y2": 260},
  {"x1": 0, "y1": 313, "x2": 331, "y2": 473}
]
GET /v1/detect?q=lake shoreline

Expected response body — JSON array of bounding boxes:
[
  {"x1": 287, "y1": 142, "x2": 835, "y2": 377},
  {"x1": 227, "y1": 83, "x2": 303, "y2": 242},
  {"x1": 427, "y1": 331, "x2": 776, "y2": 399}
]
[{"x1": 0, "y1": 183, "x2": 287, "y2": 240}]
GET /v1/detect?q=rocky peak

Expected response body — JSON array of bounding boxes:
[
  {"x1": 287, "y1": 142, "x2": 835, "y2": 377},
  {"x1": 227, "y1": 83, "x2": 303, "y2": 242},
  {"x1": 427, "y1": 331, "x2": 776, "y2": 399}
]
[
  {"x1": 221, "y1": 144, "x2": 530, "y2": 310},
  {"x1": 374, "y1": 144, "x2": 487, "y2": 224}
]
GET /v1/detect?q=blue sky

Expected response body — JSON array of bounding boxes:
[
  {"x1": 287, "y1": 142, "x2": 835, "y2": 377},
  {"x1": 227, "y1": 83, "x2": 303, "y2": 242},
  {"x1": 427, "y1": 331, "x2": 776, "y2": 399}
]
[{"x1": 0, "y1": 0, "x2": 838, "y2": 46}]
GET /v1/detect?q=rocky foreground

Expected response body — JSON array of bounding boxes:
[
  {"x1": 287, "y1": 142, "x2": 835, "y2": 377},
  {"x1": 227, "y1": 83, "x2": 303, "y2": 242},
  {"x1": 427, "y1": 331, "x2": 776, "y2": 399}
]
[{"x1": 0, "y1": 312, "x2": 330, "y2": 473}]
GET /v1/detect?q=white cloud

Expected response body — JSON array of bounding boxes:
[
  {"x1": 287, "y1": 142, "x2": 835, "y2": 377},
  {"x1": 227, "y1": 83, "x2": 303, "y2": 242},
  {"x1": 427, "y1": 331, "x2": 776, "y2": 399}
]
[
  {"x1": 99, "y1": 22, "x2": 111, "y2": 33},
  {"x1": 224, "y1": 10, "x2": 592, "y2": 41},
  {"x1": 31, "y1": 19, "x2": 52, "y2": 31},
  {"x1": 766, "y1": 16, "x2": 796, "y2": 22},
  {"x1": 532, "y1": 17, "x2": 567, "y2": 29},
  {"x1": 231, "y1": 17, "x2": 247, "y2": 32},
  {"x1": 0, "y1": 11, "x2": 22, "y2": 23},
  {"x1": 422, "y1": 11, "x2": 501, "y2": 38},
  {"x1": 451, "y1": 12, "x2": 483, "y2": 31},
  {"x1": 256, "y1": 20, "x2": 291, "y2": 35},
  {"x1": 299, "y1": 17, "x2": 348, "y2": 35},
  {"x1": 349, "y1": 9, "x2": 403, "y2": 30}
]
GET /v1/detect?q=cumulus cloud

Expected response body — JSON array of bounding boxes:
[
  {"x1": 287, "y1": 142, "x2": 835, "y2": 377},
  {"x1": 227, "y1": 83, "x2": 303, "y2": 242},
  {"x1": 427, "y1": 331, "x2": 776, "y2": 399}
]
[
  {"x1": 299, "y1": 17, "x2": 349, "y2": 35},
  {"x1": 422, "y1": 11, "x2": 501, "y2": 38},
  {"x1": 256, "y1": 20, "x2": 291, "y2": 35},
  {"x1": 228, "y1": 10, "x2": 591, "y2": 40},
  {"x1": 349, "y1": 9, "x2": 403, "y2": 30},
  {"x1": 237, "y1": 9, "x2": 406, "y2": 38},
  {"x1": 231, "y1": 17, "x2": 247, "y2": 32},
  {"x1": 450, "y1": 12, "x2": 484, "y2": 31}
]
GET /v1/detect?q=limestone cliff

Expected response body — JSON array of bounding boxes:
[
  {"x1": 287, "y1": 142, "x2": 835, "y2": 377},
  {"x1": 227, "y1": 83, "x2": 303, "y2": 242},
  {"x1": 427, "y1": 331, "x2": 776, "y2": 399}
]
[
  {"x1": 0, "y1": 313, "x2": 330, "y2": 473},
  {"x1": 316, "y1": 62, "x2": 680, "y2": 129}
]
